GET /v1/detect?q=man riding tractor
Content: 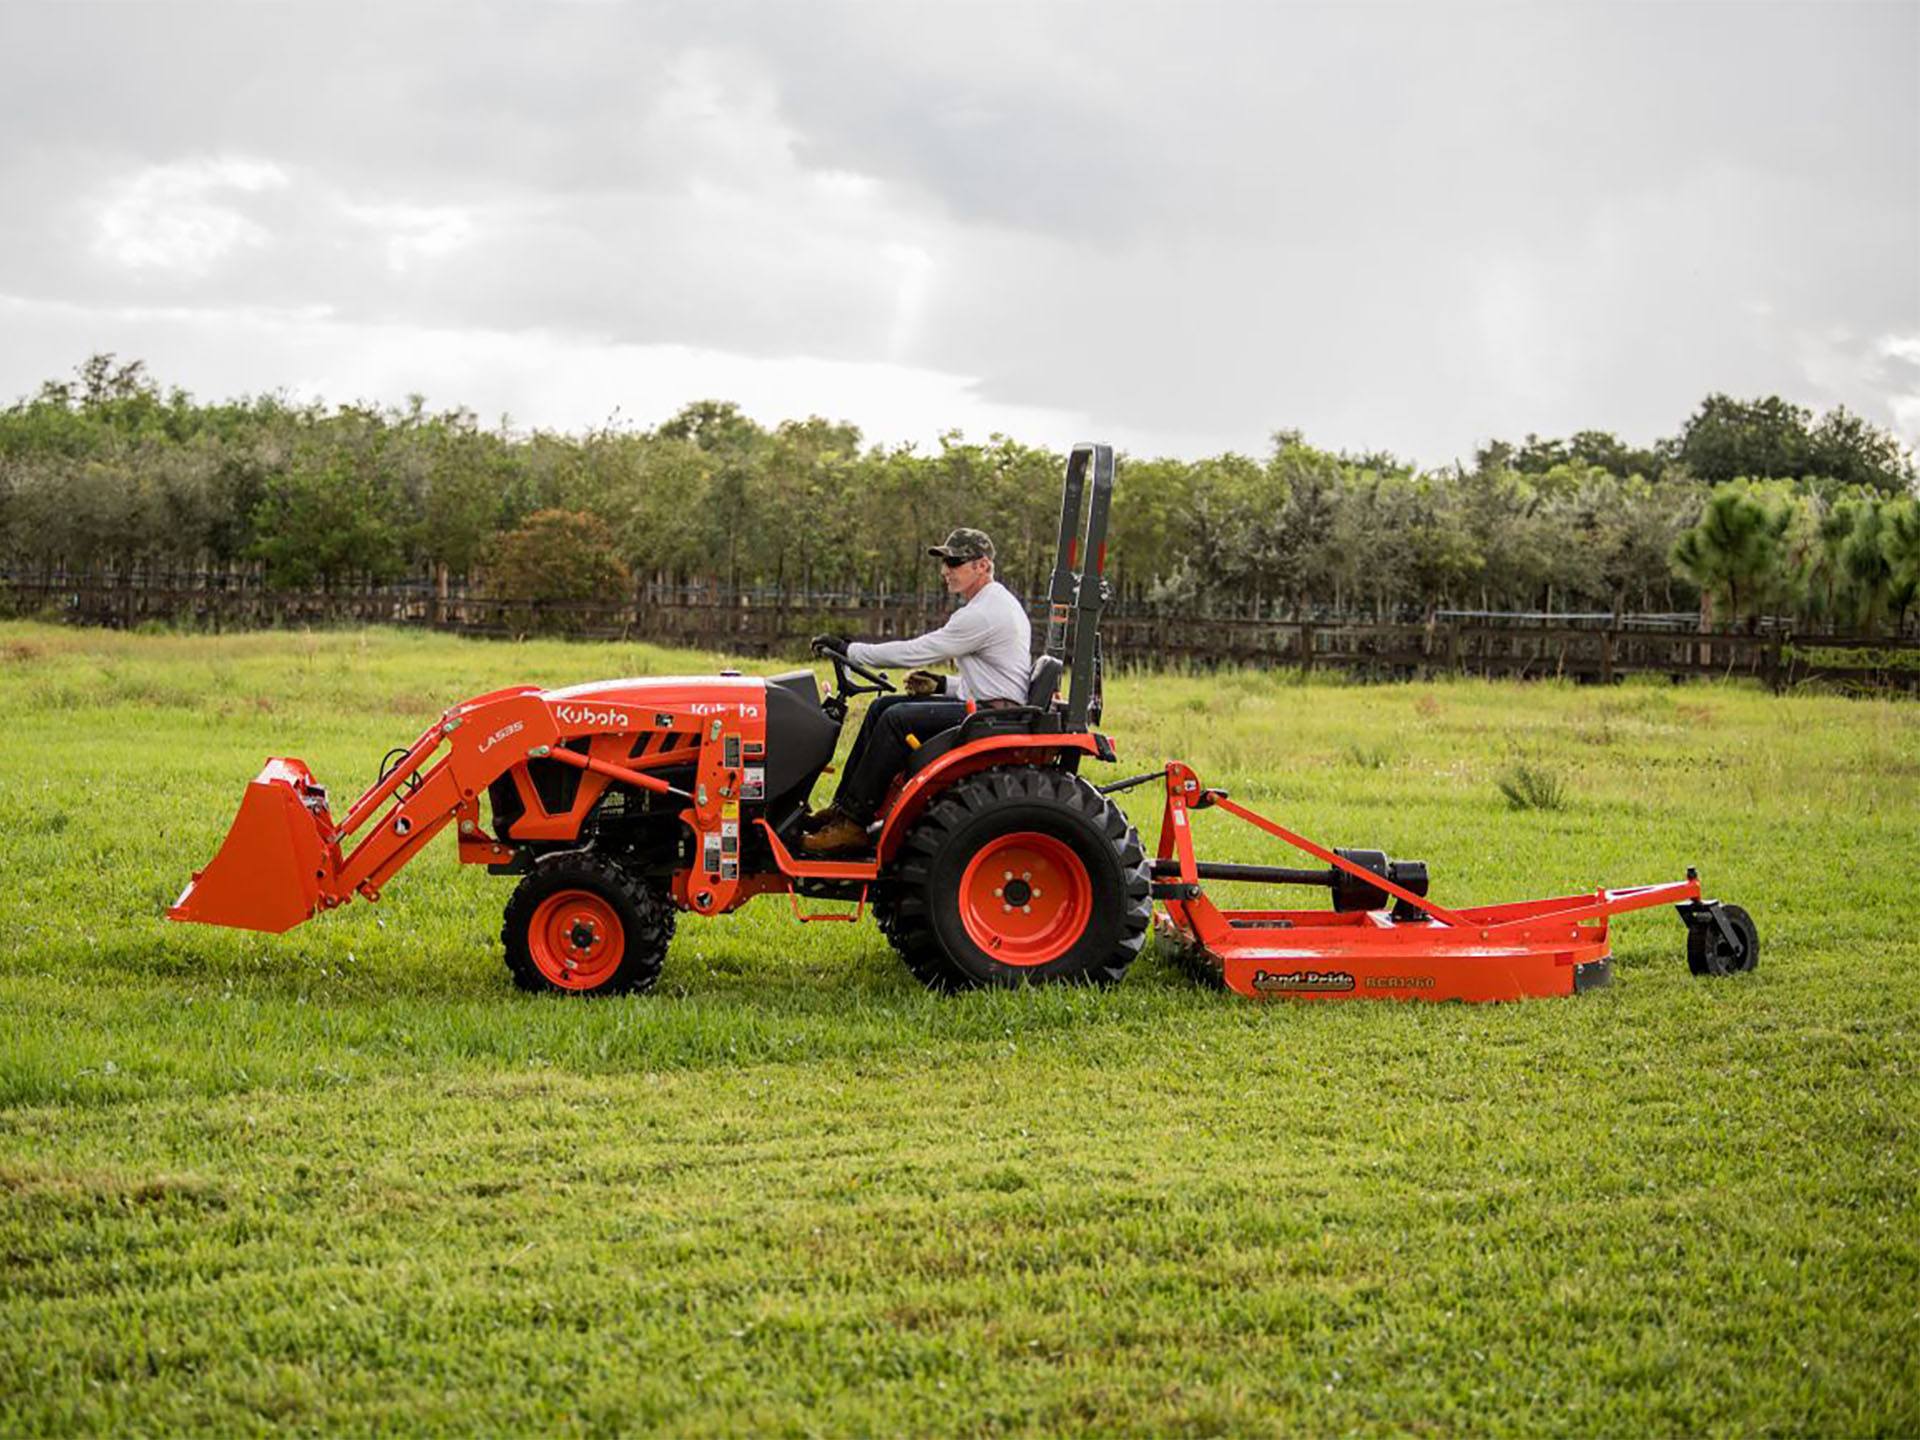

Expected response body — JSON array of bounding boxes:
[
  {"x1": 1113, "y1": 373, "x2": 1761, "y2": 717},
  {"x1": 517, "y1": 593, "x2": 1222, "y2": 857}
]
[{"x1": 802, "y1": 526, "x2": 1031, "y2": 854}]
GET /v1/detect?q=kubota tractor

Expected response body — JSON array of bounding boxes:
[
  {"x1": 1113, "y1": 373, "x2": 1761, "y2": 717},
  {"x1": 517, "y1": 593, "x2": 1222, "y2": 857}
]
[
  {"x1": 172, "y1": 445, "x2": 1155, "y2": 994},
  {"x1": 171, "y1": 444, "x2": 1757, "y2": 1000}
]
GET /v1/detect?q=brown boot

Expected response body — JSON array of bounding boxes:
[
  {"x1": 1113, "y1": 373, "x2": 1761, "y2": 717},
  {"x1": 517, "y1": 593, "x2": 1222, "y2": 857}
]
[{"x1": 800, "y1": 809, "x2": 869, "y2": 855}]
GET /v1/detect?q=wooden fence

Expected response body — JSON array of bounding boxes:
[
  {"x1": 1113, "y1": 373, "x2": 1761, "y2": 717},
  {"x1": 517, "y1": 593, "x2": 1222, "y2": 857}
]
[{"x1": 5, "y1": 575, "x2": 1917, "y2": 693}]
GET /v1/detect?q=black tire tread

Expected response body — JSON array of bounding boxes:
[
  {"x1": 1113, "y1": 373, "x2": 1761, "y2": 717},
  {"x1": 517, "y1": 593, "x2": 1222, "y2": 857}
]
[
  {"x1": 879, "y1": 765, "x2": 1151, "y2": 992},
  {"x1": 501, "y1": 851, "x2": 676, "y2": 995},
  {"x1": 1686, "y1": 901, "x2": 1758, "y2": 978}
]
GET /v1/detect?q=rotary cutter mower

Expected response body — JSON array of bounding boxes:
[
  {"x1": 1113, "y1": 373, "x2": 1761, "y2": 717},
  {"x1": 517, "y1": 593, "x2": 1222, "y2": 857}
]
[{"x1": 169, "y1": 445, "x2": 1757, "y2": 1000}]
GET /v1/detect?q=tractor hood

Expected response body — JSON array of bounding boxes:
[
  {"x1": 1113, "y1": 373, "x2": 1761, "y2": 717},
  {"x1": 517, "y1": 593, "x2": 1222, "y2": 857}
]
[
  {"x1": 534, "y1": 675, "x2": 770, "y2": 734},
  {"x1": 543, "y1": 674, "x2": 761, "y2": 709}
]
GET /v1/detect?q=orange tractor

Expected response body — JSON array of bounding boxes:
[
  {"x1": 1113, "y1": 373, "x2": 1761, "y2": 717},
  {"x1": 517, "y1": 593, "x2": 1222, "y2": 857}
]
[{"x1": 170, "y1": 445, "x2": 1757, "y2": 999}]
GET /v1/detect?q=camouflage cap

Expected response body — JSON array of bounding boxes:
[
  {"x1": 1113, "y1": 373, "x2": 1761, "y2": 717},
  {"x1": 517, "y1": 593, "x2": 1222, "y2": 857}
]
[{"x1": 927, "y1": 527, "x2": 995, "y2": 563}]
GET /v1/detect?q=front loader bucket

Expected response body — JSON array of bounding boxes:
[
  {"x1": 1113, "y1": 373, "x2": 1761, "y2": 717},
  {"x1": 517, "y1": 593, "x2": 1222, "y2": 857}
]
[{"x1": 169, "y1": 758, "x2": 339, "y2": 933}]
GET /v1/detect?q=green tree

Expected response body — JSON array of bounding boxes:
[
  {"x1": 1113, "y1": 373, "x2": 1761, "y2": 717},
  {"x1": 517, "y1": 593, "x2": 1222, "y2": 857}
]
[
  {"x1": 1490, "y1": 429, "x2": 1666, "y2": 483},
  {"x1": 416, "y1": 412, "x2": 508, "y2": 612},
  {"x1": 1795, "y1": 496, "x2": 1860, "y2": 626},
  {"x1": 657, "y1": 399, "x2": 764, "y2": 456},
  {"x1": 657, "y1": 401, "x2": 768, "y2": 591},
  {"x1": 1837, "y1": 498, "x2": 1894, "y2": 633},
  {"x1": 1881, "y1": 498, "x2": 1920, "y2": 633},
  {"x1": 1555, "y1": 469, "x2": 1694, "y2": 617},
  {"x1": 1262, "y1": 439, "x2": 1349, "y2": 615},
  {"x1": 762, "y1": 417, "x2": 863, "y2": 597},
  {"x1": 484, "y1": 509, "x2": 629, "y2": 634},
  {"x1": 1807, "y1": 407, "x2": 1916, "y2": 497},
  {"x1": 1676, "y1": 395, "x2": 1815, "y2": 485},
  {"x1": 1107, "y1": 454, "x2": 1199, "y2": 603},
  {"x1": 1676, "y1": 394, "x2": 1914, "y2": 495},
  {"x1": 248, "y1": 411, "x2": 408, "y2": 588},
  {"x1": 1670, "y1": 481, "x2": 1795, "y2": 629},
  {"x1": 615, "y1": 438, "x2": 715, "y2": 585}
]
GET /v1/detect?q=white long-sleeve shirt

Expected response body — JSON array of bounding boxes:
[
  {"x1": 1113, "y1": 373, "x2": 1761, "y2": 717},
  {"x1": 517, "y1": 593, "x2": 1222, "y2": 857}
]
[{"x1": 847, "y1": 580, "x2": 1032, "y2": 703}]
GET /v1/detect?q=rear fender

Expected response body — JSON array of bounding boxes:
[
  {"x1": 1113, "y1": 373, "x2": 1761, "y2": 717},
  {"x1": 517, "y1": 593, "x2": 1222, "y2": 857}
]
[{"x1": 873, "y1": 732, "x2": 1108, "y2": 864}]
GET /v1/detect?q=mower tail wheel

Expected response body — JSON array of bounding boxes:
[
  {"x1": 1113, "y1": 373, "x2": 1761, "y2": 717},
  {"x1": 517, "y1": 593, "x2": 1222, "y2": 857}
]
[
  {"x1": 1685, "y1": 901, "x2": 1758, "y2": 978},
  {"x1": 881, "y1": 766, "x2": 1151, "y2": 991},
  {"x1": 502, "y1": 852, "x2": 675, "y2": 995}
]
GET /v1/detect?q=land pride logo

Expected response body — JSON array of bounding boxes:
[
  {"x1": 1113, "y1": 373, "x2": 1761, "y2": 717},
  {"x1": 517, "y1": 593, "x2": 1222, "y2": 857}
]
[
  {"x1": 1250, "y1": 968, "x2": 1355, "y2": 994},
  {"x1": 554, "y1": 703, "x2": 631, "y2": 730}
]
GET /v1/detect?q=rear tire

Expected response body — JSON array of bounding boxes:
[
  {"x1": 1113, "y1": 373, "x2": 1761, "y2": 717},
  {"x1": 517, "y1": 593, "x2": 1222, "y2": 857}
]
[
  {"x1": 882, "y1": 766, "x2": 1151, "y2": 991},
  {"x1": 502, "y1": 852, "x2": 675, "y2": 995}
]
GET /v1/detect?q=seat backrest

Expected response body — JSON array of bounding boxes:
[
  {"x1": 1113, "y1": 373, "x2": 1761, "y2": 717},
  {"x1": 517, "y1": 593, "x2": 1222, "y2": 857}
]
[{"x1": 1026, "y1": 653, "x2": 1064, "y2": 708}]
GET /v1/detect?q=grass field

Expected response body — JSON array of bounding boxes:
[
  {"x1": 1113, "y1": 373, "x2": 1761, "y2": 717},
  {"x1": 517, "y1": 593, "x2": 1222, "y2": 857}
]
[{"x1": 2, "y1": 621, "x2": 1916, "y2": 1437}]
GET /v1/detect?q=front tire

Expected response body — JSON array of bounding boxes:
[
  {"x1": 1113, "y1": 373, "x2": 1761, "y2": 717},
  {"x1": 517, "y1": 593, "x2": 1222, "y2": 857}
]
[
  {"x1": 502, "y1": 852, "x2": 675, "y2": 995},
  {"x1": 883, "y1": 766, "x2": 1151, "y2": 991}
]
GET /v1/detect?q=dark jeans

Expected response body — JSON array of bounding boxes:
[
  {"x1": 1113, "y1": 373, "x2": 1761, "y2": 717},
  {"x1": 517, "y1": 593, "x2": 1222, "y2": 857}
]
[{"x1": 832, "y1": 695, "x2": 969, "y2": 822}]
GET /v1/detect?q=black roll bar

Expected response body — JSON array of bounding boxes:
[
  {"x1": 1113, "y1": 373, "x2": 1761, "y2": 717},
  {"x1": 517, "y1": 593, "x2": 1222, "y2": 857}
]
[
  {"x1": 1044, "y1": 446, "x2": 1089, "y2": 662},
  {"x1": 1045, "y1": 443, "x2": 1114, "y2": 732}
]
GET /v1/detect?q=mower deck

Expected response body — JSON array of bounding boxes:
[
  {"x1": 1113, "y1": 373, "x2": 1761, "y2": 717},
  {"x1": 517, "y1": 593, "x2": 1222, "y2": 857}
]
[
  {"x1": 1156, "y1": 887, "x2": 1700, "y2": 1001},
  {"x1": 1142, "y1": 761, "x2": 1726, "y2": 1002}
]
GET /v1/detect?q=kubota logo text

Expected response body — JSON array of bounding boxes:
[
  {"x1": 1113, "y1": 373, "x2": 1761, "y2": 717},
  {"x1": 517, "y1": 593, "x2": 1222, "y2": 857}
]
[{"x1": 554, "y1": 704, "x2": 631, "y2": 730}]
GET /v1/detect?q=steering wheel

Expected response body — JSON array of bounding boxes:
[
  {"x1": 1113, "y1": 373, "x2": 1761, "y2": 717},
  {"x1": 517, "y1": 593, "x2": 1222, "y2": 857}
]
[{"x1": 813, "y1": 641, "x2": 896, "y2": 695}]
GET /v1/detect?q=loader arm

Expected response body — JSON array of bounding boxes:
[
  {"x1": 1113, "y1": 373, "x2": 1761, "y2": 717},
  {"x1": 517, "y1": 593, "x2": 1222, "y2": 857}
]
[
  {"x1": 170, "y1": 688, "x2": 565, "y2": 931},
  {"x1": 171, "y1": 673, "x2": 774, "y2": 934}
]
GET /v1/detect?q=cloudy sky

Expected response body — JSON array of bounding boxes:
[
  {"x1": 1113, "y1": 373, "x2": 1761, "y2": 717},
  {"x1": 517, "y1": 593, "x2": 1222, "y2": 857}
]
[{"x1": 2, "y1": 2, "x2": 1915, "y2": 465}]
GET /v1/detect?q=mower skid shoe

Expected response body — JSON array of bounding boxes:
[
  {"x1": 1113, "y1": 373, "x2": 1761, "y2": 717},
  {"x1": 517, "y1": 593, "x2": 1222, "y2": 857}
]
[{"x1": 169, "y1": 758, "x2": 337, "y2": 933}]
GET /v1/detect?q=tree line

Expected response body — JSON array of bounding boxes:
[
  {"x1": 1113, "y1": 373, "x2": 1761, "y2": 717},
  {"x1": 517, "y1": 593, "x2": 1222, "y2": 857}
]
[{"x1": 2, "y1": 354, "x2": 1916, "y2": 634}]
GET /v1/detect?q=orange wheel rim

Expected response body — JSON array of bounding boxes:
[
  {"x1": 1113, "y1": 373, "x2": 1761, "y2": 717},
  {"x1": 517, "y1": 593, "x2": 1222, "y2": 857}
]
[
  {"x1": 958, "y1": 831, "x2": 1092, "y2": 967},
  {"x1": 527, "y1": 890, "x2": 625, "y2": 990}
]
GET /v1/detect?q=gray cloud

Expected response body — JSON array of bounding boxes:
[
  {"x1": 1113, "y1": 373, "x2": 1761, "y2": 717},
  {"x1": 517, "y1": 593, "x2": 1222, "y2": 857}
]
[{"x1": 0, "y1": 1, "x2": 1913, "y2": 462}]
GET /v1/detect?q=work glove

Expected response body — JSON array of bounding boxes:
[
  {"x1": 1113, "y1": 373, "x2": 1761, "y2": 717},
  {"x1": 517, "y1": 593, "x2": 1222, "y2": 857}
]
[
  {"x1": 810, "y1": 632, "x2": 853, "y2": 656},
  {"x1": 905, "y1": 669, "x2": 946, "y2": 697}
]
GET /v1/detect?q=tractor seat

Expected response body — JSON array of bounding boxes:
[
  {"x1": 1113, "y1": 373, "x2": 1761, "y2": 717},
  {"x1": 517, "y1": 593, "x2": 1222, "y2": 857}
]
[
  {"x1": 1024, "y1": 653, "x2": 1063, "y2": 708},
  {"x1": 902, "y1": 654, "x2": 1065, "y2": 778}
]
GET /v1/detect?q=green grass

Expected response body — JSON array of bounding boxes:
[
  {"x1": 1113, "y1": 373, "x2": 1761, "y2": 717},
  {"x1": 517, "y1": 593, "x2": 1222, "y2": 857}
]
[
  {"x1": 1494, "y1": 761, "x2": 1570, "y2": 813},
  {"x1": 2, "y1": 622, "x2": 1917, "y2": 1437}
]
